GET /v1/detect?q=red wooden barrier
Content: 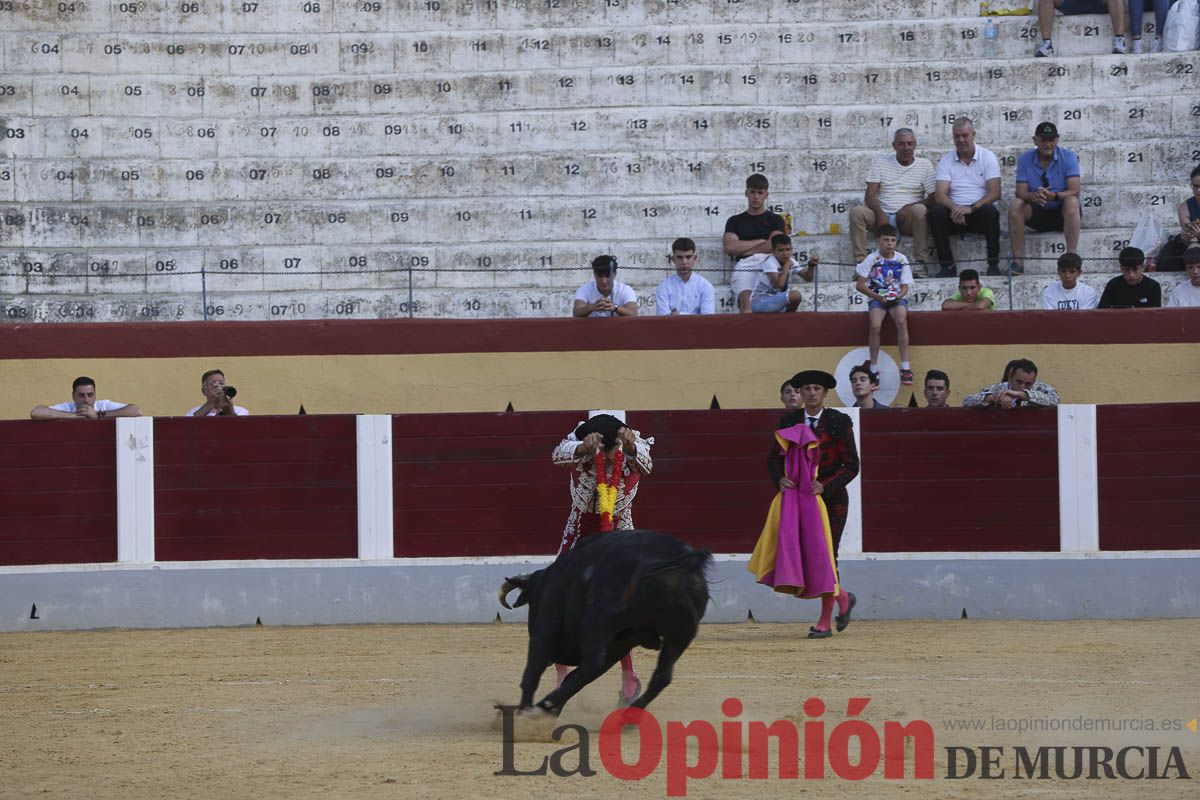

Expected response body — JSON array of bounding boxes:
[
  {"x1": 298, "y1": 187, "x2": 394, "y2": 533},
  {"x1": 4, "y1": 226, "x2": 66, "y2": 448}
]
[
  {"x1": 0, "y1": 420, "x2": 118, "y2": 565},
  {"x1": 391, "y1": 410, "x2": 782, "y2": 557},
  {"x1": 860, "y1": 408, "x2": 1061, "y2": 551},
  {"x1": 1098, "y1": 403, "x2": 1200, "y2": 550},
  {"x1": 392, "y1": 411, "x2": 584, "y2": 557},
  {"x1": 154, "y1": 416, "x2": 358, "y2": 560},
  {"x1": 622, "y1": 409, "x2": 780, "y2": 554},
  {"x1": 4, "y1": 404, "x2": 1196, "y2": 566}
]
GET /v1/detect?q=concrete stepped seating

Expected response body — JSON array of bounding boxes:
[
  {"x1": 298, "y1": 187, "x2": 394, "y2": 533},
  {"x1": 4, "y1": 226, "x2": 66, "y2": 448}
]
[
  {"x1": 4, "y1": 269, "x2": 1190, "y2": 323},
  {"x1": 1, "y1": 0, "x2": 1196, "y2": 322}
]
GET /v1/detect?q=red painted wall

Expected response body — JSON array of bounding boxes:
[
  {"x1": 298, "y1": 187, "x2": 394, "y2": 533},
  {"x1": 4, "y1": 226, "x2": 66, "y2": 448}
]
[
  {"x1": 391, "y1": 410, "x2": 779, "y2": 557},
  {"x1": 1098, "y1": 403, "x2": 1200, "y2": 550},
  {"x1": 392, "y1": 411, "x2": 582, "y2": 558},
  {"x1": 154, "y1": 416, "x2": 358, "y2": 560},
  {"x1": 860, "y1": 408, "x2": 1061, "y2": 551},
  {"x1": 4, "y1": 403, "x2": 1197, "y2": 566},
  {"x1": 0, "y1": 420, "x2": 118, "y2": 565}
]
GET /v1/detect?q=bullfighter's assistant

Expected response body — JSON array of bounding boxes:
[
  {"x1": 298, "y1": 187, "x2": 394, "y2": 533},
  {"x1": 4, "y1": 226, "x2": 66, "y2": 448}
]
[{"x1": 753, "y1": 370, "x2": 859, "y2": 639}]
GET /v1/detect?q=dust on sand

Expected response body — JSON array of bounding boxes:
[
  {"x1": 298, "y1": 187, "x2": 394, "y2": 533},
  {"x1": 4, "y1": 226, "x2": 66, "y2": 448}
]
[{"x1": 1, "y1": 620, "x2": 1197, "y2": 799}]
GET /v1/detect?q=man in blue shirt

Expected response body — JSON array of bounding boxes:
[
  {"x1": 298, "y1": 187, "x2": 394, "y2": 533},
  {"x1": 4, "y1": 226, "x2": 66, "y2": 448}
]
[
  {"x1": 655, "y1": 237, "x2": 716, "y2": 315},
  {"x1": 1008, "y1": 122, "x2": 1081, "y2": 275}
]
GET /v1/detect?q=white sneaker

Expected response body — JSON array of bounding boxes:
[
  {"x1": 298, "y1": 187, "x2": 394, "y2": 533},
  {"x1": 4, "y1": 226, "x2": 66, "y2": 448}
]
[
  {"x1": 1150, "y1": 37, "x2": 1163, "y2": 53},
  {"x1": 1112, "y1": 35, "x2": 1126, "y2": 54},
  {"x1": 1034, "y1": 39, "x2": 1054, "y2": 58},
  {"x1": 1131, "y1": 38, "x2": 1144, "y2": 54}
]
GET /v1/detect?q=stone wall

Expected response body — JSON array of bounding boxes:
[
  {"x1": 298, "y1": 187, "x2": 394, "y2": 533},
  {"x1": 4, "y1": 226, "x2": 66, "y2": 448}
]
[{"x1": 2, "y1": 0, "x2": 1196, "y2": 321}]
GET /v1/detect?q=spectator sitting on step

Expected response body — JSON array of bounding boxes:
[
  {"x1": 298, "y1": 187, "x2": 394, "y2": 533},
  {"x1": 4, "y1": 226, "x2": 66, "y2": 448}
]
[
  {"x1": 1009, "y1": 122, "x2": 1081, "y2": 276},
  {"x1": 941, "y1": 268, "x2": 996, "y2": 311},
  {"x1": 1165, "y1": 246, "x2": 1200, "y2": 308},
  {"x1": 655, "y1": 237, "x2": 715, "y2": 316},
  {"x1": 963, "y1": 358, "x2": 1060, "y2": 408},
  {"x1": 724, "y1": 173, "x2": 788, "y2": 314},
  {"x1": 923, "y1": 370, "x2": 952, "y2": 408},
  {"x1": 1034, "y1": 0, "x2": 1127, "y2": 57},
  {"x1": 1127, "y1": 0, "x2": 1172, "y2": 53},
  {"x1": 573, "y1": 255, "x2": 638, "y2": 318},
  {"x1": 854, "y1": 224, "x2": 914, "y2": 385},
  {"x1": 1156, "y1": 165, "x2": 1200, "y2": 271},
  {"x1": 1042, "y1": 252, "x2": 1099, "y2": 310},
  {"x1": 31, "y1": 376, "x2": 142, "y2": 420},
  {"x1": 749, "y1": 235, "x2": 816, "y2": 313},
  {"x1": 930, "y1": 117, "x2": 1002, "y2": 278},
  {"x1": 849, "y1": 363, "x2": 889, "y2": 409},
  {"x1": 848, "y1": 128, "x2": 936, "y2": 278},
  {"x1": 1098, "y1": 247, "x2": 1161, "y2": 308},
  {"x1": 188, "y1": 369, "x2": 249, "y2": 417}
]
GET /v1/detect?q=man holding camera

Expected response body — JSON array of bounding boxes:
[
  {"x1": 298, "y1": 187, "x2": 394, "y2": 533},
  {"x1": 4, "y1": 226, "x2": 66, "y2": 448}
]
[{"x1": 188, "y1": 369, "x2": 249, "y2": 416}]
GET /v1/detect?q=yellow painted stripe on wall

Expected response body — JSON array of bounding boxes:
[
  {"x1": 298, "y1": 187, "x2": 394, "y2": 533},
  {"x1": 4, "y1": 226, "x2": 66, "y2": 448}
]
[{"x1": 4, "y1": 343, "x2": 1198, "y2": 420}]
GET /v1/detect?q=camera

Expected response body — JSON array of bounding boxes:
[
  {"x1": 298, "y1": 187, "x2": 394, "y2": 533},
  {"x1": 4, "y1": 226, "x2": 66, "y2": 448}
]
[{"x1": 223, "y1": 386, "x2": 238, "y2": 399}]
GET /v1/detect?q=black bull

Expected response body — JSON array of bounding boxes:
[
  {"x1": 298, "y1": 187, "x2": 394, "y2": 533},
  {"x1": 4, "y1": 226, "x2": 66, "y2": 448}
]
[{"x1": 498, "y1": 530, "x2": 712, "y2": 714}]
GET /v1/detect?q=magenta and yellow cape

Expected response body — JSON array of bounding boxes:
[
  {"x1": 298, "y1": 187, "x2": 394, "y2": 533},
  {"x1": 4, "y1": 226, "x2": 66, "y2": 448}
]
[{"x1": 747, "y1": 423, "x2": 840, "y2": 599}]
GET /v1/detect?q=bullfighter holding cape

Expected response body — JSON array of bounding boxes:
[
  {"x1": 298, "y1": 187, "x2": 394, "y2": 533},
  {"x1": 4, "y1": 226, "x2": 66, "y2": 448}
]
[
  {"x1": 749, "y1": 369, "x2": 860, "y2": 639},
  {"x1": 748, "y1": 416, "x2": 840, "y2": 599}
]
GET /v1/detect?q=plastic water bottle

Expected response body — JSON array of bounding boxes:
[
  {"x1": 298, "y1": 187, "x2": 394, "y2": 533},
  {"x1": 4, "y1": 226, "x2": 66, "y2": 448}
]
[{"x1": 983, "y1": 19, "x2": 998, "y2": 58}]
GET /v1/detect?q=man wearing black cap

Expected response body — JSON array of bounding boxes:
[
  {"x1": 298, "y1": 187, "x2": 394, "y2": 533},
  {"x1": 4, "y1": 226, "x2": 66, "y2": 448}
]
[
  {"x1": 1008, "y1": 122, "x2": 1081, "y2": 276},
  {"x1": 769, "y1": 370, "x2": 860, "y2": 637},
  {"x1": 572, "y1": 255, "x2": 638, "y2": 317}
]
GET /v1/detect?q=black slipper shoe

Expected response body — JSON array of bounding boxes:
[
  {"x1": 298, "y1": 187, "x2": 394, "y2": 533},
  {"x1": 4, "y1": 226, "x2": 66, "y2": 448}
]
[
  {"x1": 835, "y1": 592, "x2": 858, "y2": 632},
  {"x1": 807, "y1": 626, "x2": 832, "y2": 639}
]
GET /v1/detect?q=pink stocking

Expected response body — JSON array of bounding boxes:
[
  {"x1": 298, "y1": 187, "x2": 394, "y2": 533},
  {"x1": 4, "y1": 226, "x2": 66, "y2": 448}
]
[
  {"x1": 816, "y1": 595, "x2": 835, "y2": 631},
  {"x1": 619, "y1": 652, "x2": 639, "y2": 697},
  {"x1": 554, "y1": 663, "x2": 571, "y2": 688},
  {"x1": 836, "y1": 589, "x2": 851, "y2": 615}
]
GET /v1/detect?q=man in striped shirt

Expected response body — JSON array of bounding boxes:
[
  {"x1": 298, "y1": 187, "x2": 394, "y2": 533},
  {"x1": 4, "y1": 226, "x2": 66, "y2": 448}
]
[{"x1": 848, "y1": 128, "x2": 936, "y2": 277}]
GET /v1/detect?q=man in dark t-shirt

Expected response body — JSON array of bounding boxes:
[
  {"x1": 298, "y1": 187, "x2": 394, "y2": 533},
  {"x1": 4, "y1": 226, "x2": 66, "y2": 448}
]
[
  {"x1": 1098, "y1": 247, "x2": 1162, "y2": 308},
  {"x1": 724, "y1": 173, "x2": 787, "y2": 313}
]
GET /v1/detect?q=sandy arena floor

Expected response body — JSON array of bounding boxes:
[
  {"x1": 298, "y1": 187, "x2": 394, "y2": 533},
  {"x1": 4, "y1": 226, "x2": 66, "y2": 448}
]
[{"x1": 1, "y1": 620, "x2": 1197, "y2": 799}]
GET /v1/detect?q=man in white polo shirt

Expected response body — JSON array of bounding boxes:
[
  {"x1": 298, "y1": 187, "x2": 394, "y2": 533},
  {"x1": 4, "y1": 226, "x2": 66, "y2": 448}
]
[
  {"x1": 930, "y1": 117, "x2": 1002, "y2": 279},
  {"x1": 572, "y1": 255, "x2": 638, "y2": 318},
  {"x1": 31, "y1": 376, "x2": 142, "y2": 420},
  {"x1": 848, "y1": 128, "x2": 936, "y2": 277}
]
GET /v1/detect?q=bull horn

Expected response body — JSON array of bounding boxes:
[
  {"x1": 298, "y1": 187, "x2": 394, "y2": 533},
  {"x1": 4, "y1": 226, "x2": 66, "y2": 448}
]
[
  {"x1": 498, "y1": 579, "x2": 517, "y2": 609},
  {"x1": 498, "y1": 574, "x2": 530, "y2": 610}
]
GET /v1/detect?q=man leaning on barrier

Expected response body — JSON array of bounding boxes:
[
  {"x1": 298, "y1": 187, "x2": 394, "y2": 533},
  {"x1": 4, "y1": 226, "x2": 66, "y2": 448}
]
[
  {"x1": 573, "y1": 255, "x2": 638, "y2": 318},
  {"x1": 963, "y1": 358, "x2": 1060, "y2": 409},
  {"x1": 31, "y1": 376, "x2": 142, "y2": 420}
]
